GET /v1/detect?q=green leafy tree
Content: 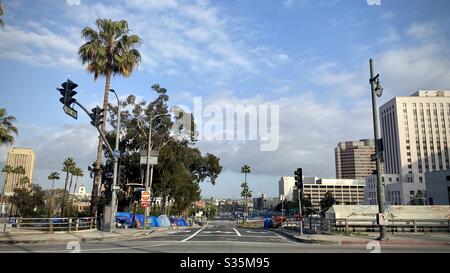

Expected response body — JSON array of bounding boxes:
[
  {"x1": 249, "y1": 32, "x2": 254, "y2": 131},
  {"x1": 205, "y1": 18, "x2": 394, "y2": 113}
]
[
  {"x1": 0, "y1": 108, "x2": 18, "y2": 146},
  {"x1": 79, "y1": 18, "x2": 142, "y2": 217},
  {"x1": 411, "y1": 190, "x2": 427, "y2": 205},
  {"x1": 10, "y1": 185, "x2": 46, "y2": 217},
  {"x1": 61, "y1": 158, "x2": 76, "y2": 217},
  {"x1": 319, "y1": 192, "x2": 336, "y2": 217},
  {"x1": 101, "y1": 85, "x2": 222, "y2": 215}
]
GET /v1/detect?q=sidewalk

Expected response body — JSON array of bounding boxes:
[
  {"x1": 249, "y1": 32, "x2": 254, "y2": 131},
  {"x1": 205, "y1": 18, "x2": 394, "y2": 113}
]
[
  {"x1": 0, "y1": 227, "x2": 175, "y2": 245},
  {"x1": 273, "y1": 228, "x2": 450, "y2": 247}
]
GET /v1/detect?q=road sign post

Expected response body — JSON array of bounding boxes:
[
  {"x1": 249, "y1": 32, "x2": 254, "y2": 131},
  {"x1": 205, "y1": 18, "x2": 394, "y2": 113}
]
[{"x1": 377, "y1": 213, "x2": 388, "y2": 226}]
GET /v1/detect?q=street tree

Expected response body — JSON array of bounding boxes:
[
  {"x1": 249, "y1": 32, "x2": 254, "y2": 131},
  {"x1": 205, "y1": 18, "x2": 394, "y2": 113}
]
[
  {"x1": 101, "y1": 85, "x2": 222, "y2": 215},
  {"x1": 47, "y1": 171, "x2": 60, "y2": 217},
  {"x1": 0, "y1": 108, "x2": 18, "y2": 146},
  {"x1": 61, "y1": 158, "x2": 76, "y2": 217},
  {"x1": 319, "y1": 192, "x2": 336, "y2": 217},
  {"x1": 240, "y1": 165, "x2": 251, "y2": 223},
  {"x1": 10, "y1": 185, "x2": 46, "y2": 217},
  {"x1": 79, "y1": 18, "x2": 142, "y2": 217}
]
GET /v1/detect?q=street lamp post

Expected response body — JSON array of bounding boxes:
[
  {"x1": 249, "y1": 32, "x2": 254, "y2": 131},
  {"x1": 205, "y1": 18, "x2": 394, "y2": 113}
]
[
  {"x1": 143, "y1": 113, "x2": 171, "y2": 230},
  {"x1": 108, "y1": 89, "x2": 121, "y2": 233},
  {"x1": 369, "y1": 59, "x2": 387, "y2": 241}
]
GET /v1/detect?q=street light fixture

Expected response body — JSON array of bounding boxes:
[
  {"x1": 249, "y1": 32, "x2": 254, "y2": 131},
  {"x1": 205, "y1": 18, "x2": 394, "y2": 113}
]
[
  {"x1": 143, "y1": 112, "x2": 172, "y2": 229},
  {"x1": 369, "y1": 59, "x2": 387, "y2": 241}
]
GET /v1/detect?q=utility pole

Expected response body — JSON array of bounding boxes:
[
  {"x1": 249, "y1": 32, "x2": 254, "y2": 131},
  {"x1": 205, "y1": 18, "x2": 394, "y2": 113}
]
[{"x1": 369, "y1": 59, "x2": 387, "y2": 241}]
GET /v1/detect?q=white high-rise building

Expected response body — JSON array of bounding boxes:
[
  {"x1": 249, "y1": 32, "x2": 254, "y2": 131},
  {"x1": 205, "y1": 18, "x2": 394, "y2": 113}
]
[
  {"x1": 278, "y1": 177, "x2": 295, "y2": 201},
  {"x1": 380, "y1": 90, "x2": 450, "y2": 183}
]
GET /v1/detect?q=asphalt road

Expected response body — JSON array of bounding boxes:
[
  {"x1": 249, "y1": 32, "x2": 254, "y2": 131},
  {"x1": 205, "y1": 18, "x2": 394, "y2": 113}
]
[{"x1": 0, "y1": 220, "x2": 449, "y2": 253}]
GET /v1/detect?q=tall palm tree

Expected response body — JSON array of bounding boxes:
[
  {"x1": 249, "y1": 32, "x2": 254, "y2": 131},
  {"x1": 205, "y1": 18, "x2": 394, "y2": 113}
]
[
  {"x1": 0, "y1": 108, "x2": 18, "y2": 146},
  {"x1": 47, "y1": 172, "x2": 60, "y2": 218},
  {"x1": 240, "y1": 165, "x2": 251, "y2": 223},
  {"x1": 72, "y1": 168, "x2": 83, "y2": 196},
  {"x1": 79, "y1": 19, "x2": 141, "y2": 217},
  {"x1": 61, "y1": 158, "x2": 76, "y2": 217},
  {"x1": 0, "y1": 165, "x2": 14, "y2": 216}
]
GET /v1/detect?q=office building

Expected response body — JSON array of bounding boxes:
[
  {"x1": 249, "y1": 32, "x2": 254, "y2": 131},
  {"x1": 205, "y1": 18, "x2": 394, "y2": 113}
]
[
  {"x1": 425, "y1": 170, "x2": 450, "y2": 205},
  {"x1": 380, "y1": 90, "x2": 450, "y2": 183},
  {"x1": 364, "y1": 174, "x2": 426, "y2": 205},
  {"x1": 279, "y1": 176, "x2": 295, "y2": 201},
  {"x1": 3, "y1": 148, "x2": 35, "y2": 196},
  {"x1": 295, "y1": 177, "x2": 366, "y2": 210},
  {"x1": 335, "y1": 139, "x2": 376, "y2": 179}
]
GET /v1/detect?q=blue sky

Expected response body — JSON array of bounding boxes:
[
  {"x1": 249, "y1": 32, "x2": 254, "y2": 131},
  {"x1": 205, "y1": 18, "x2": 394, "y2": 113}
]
[{"x1": 1, "y1": 0, "x2": 450, "y2": 199}]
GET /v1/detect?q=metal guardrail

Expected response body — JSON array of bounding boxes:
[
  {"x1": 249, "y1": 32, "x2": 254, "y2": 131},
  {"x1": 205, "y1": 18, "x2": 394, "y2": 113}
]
[
  {"x1": 283, "y1": 217, "x2": 450, "y2": 233},
  {"x1": 0, "y1": 217, "x2": 97, "y2": 233}
]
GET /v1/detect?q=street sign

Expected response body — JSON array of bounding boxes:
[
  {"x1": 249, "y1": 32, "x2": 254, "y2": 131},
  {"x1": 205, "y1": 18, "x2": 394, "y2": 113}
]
[
  {"x1": 113, "y1": 185, "x2": 121, "y2": 191},
  {"x1": 141, "y1": 191, "x2": 151, "y2": 202},
  {"x1": 141, "y1": 202, "x2": 150, "y2": 208},
  {"x1": 63, "y1": 106, "x2": 78, "y2": 120},
  {"x1": 113, "y1": 150, "x2": 121, "y2": 159},
  {"x1": 377, "y1": 213, "x2": 388, "y2": 226},
  {"x1": 140, "y1": 156, "x2": 158, "y2": 165},
  {"x1": 140, "y1": 150, "x2": 160, "y2": 157}
]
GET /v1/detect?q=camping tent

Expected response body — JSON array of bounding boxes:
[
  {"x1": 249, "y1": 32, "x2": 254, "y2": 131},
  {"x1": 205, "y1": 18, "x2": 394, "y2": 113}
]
[{"x1": 158, "y1": 215, "x2": 171, "y2": 227}]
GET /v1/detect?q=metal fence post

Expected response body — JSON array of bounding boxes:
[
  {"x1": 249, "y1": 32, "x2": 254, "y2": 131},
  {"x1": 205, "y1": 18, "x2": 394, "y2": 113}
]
[
  {"x1": 345, "y1": 219, "x2": 348, "y2": 233},
  {"x1": 68, "y1": 218, "x2": 72, "y2": 232},
  {"x1": 49, "y1": 220, "x2": 54, "y2": 234},
  {"x1": 413, "y1": 220, "x2": 417, "y2": 233},
  {"x1": 75, "y1": 218, "x2": 79, "y2": 231}
]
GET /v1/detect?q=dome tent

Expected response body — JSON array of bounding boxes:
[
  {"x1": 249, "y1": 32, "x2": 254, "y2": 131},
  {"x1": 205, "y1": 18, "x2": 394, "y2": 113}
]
[{"x1": 158, "y1": 215, "x2": 171, "y2": 227}]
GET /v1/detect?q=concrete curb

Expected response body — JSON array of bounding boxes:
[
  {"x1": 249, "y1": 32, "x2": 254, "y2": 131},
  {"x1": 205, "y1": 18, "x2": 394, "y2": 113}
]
[
  {"x1": 270, "y1": 229, "x2": 339, "y2": 245},
  {"x1": 0, "y1": 228, "x2": 171, "y2": 245}
]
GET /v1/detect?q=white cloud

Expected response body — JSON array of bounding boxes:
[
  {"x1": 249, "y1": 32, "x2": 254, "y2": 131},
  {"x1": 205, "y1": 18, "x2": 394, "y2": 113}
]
[
  {"x1": 406, "y1": 22, "x2": 440, "y2": 40},
  {"x1": 0, "y1": 24, "x2": 81, "y2": 69}
]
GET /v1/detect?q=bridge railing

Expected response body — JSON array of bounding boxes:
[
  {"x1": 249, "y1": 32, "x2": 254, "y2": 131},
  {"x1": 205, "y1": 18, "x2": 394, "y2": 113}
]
[
  {"x1": 282, "y1": 217, "x2": 450, "y2": 233},
  {"x1": 0, "y1": 217, "x2": 97, "y2": 233}
]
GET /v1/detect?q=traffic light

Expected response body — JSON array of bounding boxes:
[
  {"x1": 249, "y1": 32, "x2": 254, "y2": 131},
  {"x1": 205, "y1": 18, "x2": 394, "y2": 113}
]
[
  {"x1": 89, "y1": 106, "x2": 104, "y2": 128},
  {"x1": 57, "y1": 79, "x2": 78, "y2": 107},
  {"x1": 118, "y1": 165, "x2": 126, "y2": 184},
  {"x1": 294, "y1": 168, "x2": 303, "y2": 188}
]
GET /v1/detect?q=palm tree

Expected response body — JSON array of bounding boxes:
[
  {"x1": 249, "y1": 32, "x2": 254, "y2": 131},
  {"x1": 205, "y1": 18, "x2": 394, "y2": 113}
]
[
  {"x1": 0, "y1": 108, "x2": 18, "y2": 146},
  {"x1": 0, "y1": 1, "x2": 4, "y2": 28},
  {"x1": 79, "y1": 19, "x2": 141, "y2": 216},
  {"x1": 72, "y1": 168, "x2": 83, "y2": 196},
  {"x1": 0, "y1": 165, "x2": 14, "y2": 216},
  {"x1": 240, "y1": 165, "x2": 252, "y2": 223},
  {"x1": 47, "y1": 172, "x2": 60, "y2": 218},
  {"x1": 61, "y1": 158, "x2": 76, "y2": 217}
]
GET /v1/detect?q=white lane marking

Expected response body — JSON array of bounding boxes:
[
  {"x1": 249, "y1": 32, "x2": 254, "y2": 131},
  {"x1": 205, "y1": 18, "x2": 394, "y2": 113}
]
[
  {"x1": 233, "y1": 228, "x2": 242, "y2": 237},
  {"x1": 181, "y1": 227, "x2": 205, "y2": 242},
  {"x1": 0, "y1": 243, "x2": 173, "y2": 253}
]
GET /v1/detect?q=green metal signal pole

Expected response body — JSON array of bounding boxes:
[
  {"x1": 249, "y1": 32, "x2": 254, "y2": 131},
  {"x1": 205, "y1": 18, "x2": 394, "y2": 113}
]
[{"x1": 369, "y1": 59, "x2": 387, "y2": 241}]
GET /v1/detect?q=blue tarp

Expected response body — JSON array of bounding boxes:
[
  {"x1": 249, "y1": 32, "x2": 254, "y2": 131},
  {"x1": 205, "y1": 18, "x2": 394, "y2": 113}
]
[
  {"x1": 263, "y1": 218, "x2": 272, "y2": 228},
  {"x1": 115, "y1": 212, "x2": 133, "y2": 228},
  {"x1": 150, "y1": 216, "x2": 160, "y2": 227},
  {"x1": 176, "y1": 218, "x2": 189, "y2": 227}
]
